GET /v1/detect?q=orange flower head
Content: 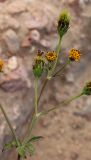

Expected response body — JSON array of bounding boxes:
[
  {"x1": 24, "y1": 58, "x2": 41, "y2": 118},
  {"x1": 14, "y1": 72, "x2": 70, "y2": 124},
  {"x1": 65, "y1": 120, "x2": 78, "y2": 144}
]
[{"x1": 45, "y1": 51, "x2": 57, "y2": 62}]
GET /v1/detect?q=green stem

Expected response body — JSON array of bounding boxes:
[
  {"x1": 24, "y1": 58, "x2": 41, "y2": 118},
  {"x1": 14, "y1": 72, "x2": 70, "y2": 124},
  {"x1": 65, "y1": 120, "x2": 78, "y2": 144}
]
[
  {"x1": 41, "y1": 92, "x2": 83, "y2": 115},
  {"x1": 0, "y1": 104, "x2": 19, "y2": 147},
  {"x1": 23, "y1": 78, "x2": 39, "y2": 144},
  {"x1": 23, "y1": 113, "x2": 41, "y2": 144},
  {"x1": 55, "y1": 36, "x2": 62, "y2": 53},
  {"x1": 38, "y1": 78, "x2": 48, "y2": 104},
  {"x1": 37, "y1": 37, "x2": 62, "y2": 105},
  {"x1": 53, "y1": 59, "x2": 70, "y2": 77},
  {"x1": 34, "y1": 78, "x2": 38, "y2": 115},
  {"x1": 48, "y1": 37, "x2": 62, "y2": 79},
  {"x1": 28, "y1": 114, "x2": 37, "y2": 137}
]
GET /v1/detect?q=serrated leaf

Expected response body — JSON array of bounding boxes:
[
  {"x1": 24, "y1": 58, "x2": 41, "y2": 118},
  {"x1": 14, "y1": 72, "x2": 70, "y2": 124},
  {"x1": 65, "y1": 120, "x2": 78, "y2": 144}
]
[
  {"x1": 29, "y1": 136, "x2": 44, "y2": 142},
  {"x1": 3, "y1": 140, "x2": 16, "y2": 150},
  {"x1": 26, "y1": 143, "x2": 35, "y2": 156},
  {"x1": 17, "y1": 146, "x2": 25, "y2": 158}
]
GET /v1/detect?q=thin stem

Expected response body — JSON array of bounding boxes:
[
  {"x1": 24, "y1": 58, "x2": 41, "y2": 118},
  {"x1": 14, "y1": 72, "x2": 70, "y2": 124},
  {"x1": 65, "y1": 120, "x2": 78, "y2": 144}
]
[
  {"x1": 38, "y1": 78, "x2": 48, "y2": 104},
  {"x1": 48, "y1": 37, "x2": 61, "y2": 78},
  {"x1": 0, "y1": 104, "x2": 19, "y2": 147},
  {"x1": 23, "y1": 78, "x2": 39, "y2": 144},
  {"x1": 23, "y1": 113, "x2": 40, "y2": 144},
  {"x1": 41, "y1": 92, "x2": 83, "y2": 115},
  {"x1": 28, "y1": 114, "x2": 37, "y2": 137},
  {"x1": 55, "y1": 37, "x2": 62, "y2": 53},
  {"x1": 34, "y1": 78, "x2": 38, "y2": 115},
  {"x1": 37, "y1": 37, "x2": 62, "y2": 105},
  {"x1": 53, "y1": 59, "x2": 70, "y2": 77}
]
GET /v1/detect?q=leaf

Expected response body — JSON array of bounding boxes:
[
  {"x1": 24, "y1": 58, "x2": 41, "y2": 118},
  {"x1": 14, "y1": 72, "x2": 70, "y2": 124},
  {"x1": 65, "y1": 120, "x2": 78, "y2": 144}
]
[
  {"x1": 17, "y1": 146, "x2": 25, "y2": 158},
  {"x1": 26, "y1": 143, "x2": 35, "y2": 156},
  {"x1": 29, "y1": 136, "x2": 44, "y2": 143},
  {"x1": 3, "y1": 140, "x2": 16, "y2": 150}
]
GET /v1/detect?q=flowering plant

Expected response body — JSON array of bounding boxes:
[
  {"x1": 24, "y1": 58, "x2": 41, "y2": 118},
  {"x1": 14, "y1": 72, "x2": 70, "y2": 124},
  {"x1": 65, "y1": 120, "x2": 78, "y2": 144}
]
[{"x1": 0, "y1": 11, "x2": 91, "y2": 160}]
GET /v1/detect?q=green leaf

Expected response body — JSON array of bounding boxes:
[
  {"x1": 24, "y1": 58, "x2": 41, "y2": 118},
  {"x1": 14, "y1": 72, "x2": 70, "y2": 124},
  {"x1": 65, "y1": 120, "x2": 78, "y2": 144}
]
[
  {"x1": 17, "y1": 146, "x2": 25, "y2": 158},
  {"x1": 3, "y1": 140, "x2": 16, "y2": 150},
  {"x1": 29, "y1": 136, "x2": 44, "y2": 142},
  {"x1": 26, "y1": 143, "x2": 35, "y2": 156}
]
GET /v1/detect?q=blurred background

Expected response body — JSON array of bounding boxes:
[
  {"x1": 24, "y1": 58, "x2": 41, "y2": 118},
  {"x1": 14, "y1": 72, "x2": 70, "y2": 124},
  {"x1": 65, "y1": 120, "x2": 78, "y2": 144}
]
[{"x1": 0, "y1": 0, "x2": 91, "y2": 159}]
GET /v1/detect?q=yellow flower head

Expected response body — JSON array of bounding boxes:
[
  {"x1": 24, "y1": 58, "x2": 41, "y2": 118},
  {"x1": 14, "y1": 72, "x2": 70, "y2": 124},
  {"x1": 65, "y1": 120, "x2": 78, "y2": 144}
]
[
  {"x1": 45, "y1": 51, "x2": 57, "y2": 62},
  {"x1": 0, "y1": 59, "x2": 4, "y2": 72},
  {"x1": 69, "y1": 48, "x2": 80, "y2": 61}
]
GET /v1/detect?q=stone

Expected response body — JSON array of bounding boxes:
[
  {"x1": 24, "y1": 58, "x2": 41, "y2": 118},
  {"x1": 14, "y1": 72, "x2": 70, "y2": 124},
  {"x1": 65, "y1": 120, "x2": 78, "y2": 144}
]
[
  {"x1": 6, "y1": 1, "x2": 27, "y2": 14},
  {"x1": 3, "y1": 29, "x2": 20, "y2": 53},
  {"x1": 4, "y1": 15, "x2": 20, "y2": 30},
  {"x1": 29, "y1": 30, "x2": 40, "y2": 42},
  {"x1": 0, "y1": 15, "x2": 19, "y2": 30},
  {"x1": 0, "y1": 57, "x2": 31, "y2": 92},
  {"x1": 21, "y1": 36, "x2": 30, "y2": 48},
  {"x1": 7, "y1": 56, "x2": 18, "y2": 71},
  {"x1": 74, "y1": 105, "x2": 91, "y2": 121}
]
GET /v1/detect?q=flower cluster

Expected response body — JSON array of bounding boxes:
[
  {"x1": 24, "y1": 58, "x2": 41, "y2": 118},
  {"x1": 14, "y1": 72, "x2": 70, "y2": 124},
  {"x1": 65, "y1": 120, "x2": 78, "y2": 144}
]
[{"x1": 33, "y1": 50, "x2": 57, "y2": 78}]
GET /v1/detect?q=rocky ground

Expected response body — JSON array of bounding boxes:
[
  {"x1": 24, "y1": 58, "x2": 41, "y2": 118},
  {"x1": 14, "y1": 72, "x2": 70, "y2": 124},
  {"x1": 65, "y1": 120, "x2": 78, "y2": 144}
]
[{"x1": 0, "y1": 0, "x2": 91, "y2": 160}]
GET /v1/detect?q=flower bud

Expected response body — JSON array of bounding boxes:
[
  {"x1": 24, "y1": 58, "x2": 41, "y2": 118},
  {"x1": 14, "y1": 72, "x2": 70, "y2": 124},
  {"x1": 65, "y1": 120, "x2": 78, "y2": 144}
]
[
  {"x1": 33, "y1": 54, "x2": 45, "y2": 78},
  {"x1": 57, "y1": 11, "x2": 70, "y2": 38},
  {"x1": 82, "y1": 82, "x2": 91, "y2": 95}
]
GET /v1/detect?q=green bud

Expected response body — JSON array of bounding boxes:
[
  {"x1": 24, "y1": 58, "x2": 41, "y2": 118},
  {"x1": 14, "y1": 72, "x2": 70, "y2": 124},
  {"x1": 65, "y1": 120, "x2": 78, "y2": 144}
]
[
  {"x1": 33, "y1": 55, "x2": 45, "y2": 78},
  {"x1": 57, "y1": 11, "x2": 70, "y2": 38},
  {"x1": 82, "y1": 81, "x2": 91, "y2": 95},
  {"x1": 33, "y1": 64, "x2": 43, "y2": 78}
]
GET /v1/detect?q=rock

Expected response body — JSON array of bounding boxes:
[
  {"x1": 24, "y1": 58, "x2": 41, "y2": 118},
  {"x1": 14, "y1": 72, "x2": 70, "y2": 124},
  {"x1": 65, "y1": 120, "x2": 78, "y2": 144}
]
[
  {"x1": 21, "y1": 30, "x2": 40, "y2": 47},
  {"x1": 21, "y1": 36, "x2": 30, "y2": 48},
  {"x1": 29, "y1": 30, "x2": 40, "y2": 42},
  {"x1": 6, "y1": 1, "x2": 27, "y2": 14},
  {"x1": 0, "y1": 79, "x2": 28, "y2": 92},
  {"x1": 4, "y1": 15, "x2": 20, "y2": 30},
  {"x1": 0, "y1": 15, "x2": 19, "y2": 30},
  {"x1": 7, "y1": 56, "x2": 18, "y2": 71},
  {"x1": 0, "y1": 57, "x2": 31, "y2": 92},
  {"x1": 73, "y1": 104, "x2": 91, "y2": 121},
  {"x1": 3, "y1": 29, "x2": 20, "y2": 53}
]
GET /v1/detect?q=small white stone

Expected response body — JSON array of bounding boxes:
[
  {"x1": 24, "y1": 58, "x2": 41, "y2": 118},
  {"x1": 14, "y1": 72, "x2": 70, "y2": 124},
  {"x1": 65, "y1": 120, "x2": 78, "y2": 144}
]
[
  {"x1": 30, "y1": 30, "x2": 40, "y2": 41},
  {"x1": 7, "y1": 56, "x2": 18, "y2": 70}
]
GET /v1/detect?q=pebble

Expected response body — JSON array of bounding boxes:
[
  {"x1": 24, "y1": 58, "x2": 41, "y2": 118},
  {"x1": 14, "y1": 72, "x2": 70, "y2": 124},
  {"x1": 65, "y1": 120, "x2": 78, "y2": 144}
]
[
  {"x1": 7, "y1": 56, "x2": 18, "y2": 71},
  {"x1": 29, "y1": 30, "x2": 40, "y2": 42}
]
